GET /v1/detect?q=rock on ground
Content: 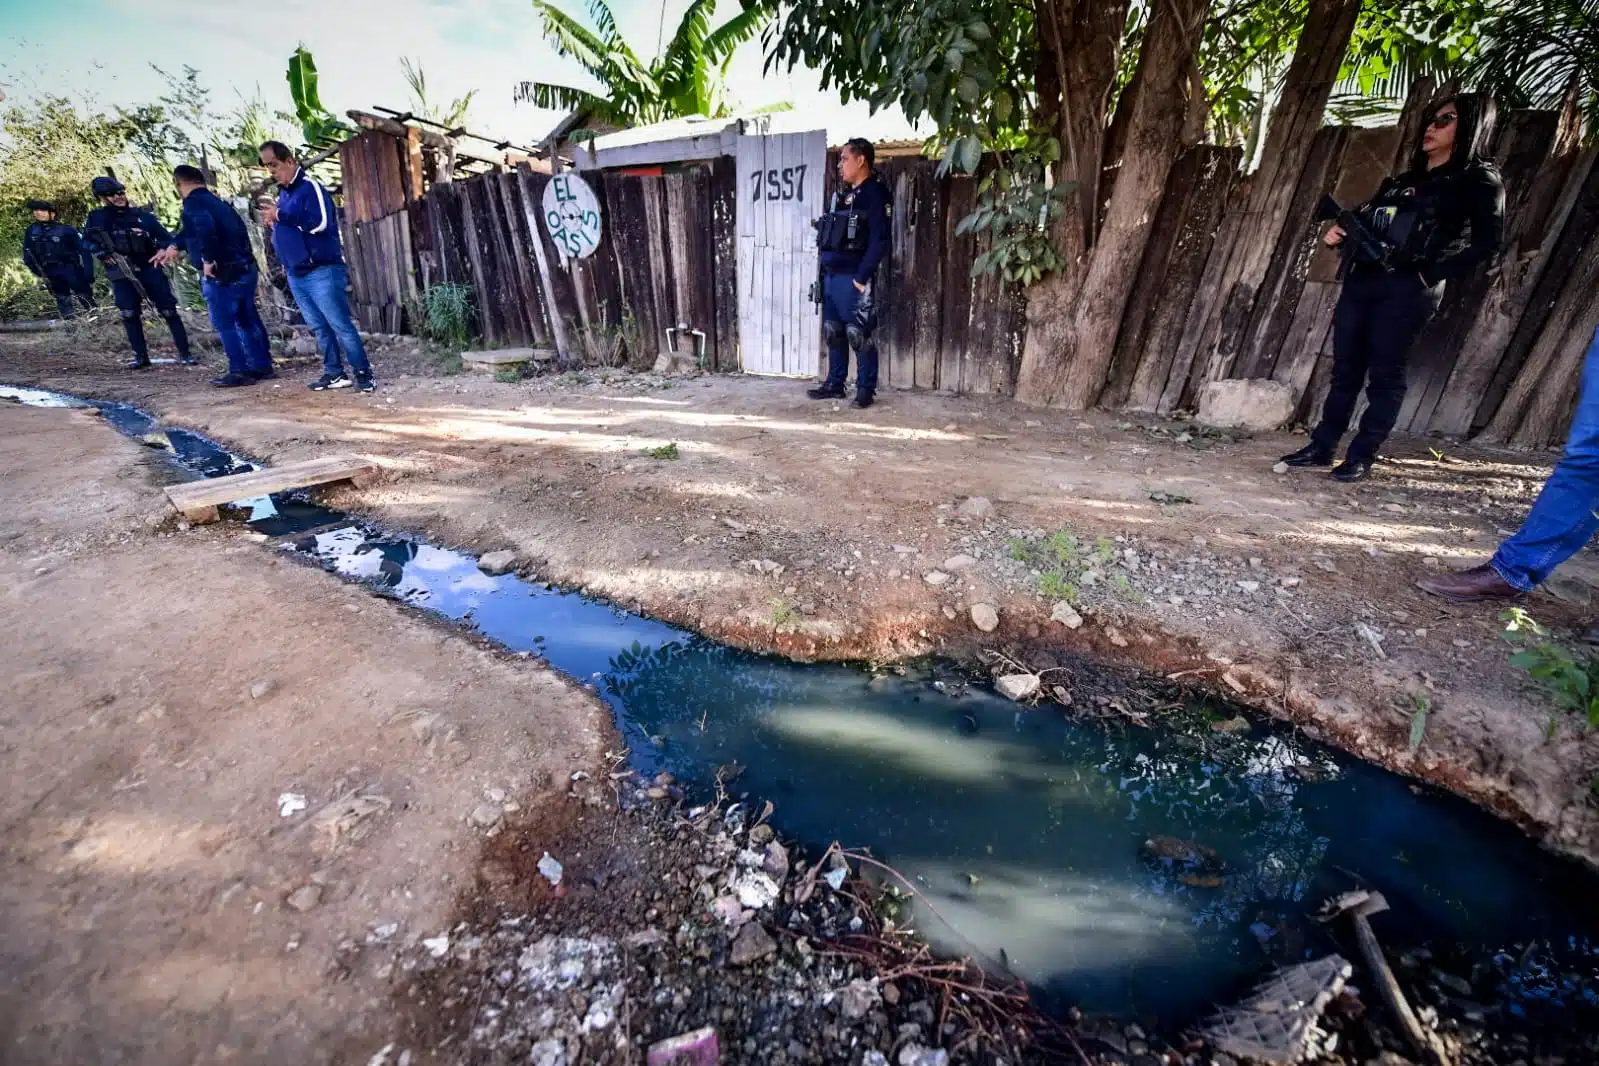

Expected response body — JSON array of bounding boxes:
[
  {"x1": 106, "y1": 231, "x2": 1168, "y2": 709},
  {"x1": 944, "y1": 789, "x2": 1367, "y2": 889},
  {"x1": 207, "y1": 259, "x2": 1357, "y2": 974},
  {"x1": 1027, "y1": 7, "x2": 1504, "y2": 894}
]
[
  {"x1": 995, "y1": 673, "x2": 1041, "y2": 701},
  {"x1": 728, "y1": 921, "x2": 776, "y2": 965},
  {"x1": 478, "y1": 549, "x2": 518, "y2": 575},
  {"x1": 1050, "y1": 601, "x2": 1084, "y2": 629},
  {"x1": 1197, "y1": 379, "x2": 1296, "y2": 432}
]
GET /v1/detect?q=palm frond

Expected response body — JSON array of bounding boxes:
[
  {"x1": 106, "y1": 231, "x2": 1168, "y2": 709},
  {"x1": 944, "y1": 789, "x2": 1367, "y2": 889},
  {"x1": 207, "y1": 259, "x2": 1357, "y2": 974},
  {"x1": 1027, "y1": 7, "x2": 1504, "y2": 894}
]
[
  {"x1": 515, "y1": 81, "x2": 628, "y2": 123},
  {"x1": 532, "y1": 0, "x2": 614, "y2": 82},
  {"x1": 1463, "y1": 3, "x2": 1598, "y2": 111},
  {"x1": 704, "y1": 3, "x2": 771, "y2": 65}
]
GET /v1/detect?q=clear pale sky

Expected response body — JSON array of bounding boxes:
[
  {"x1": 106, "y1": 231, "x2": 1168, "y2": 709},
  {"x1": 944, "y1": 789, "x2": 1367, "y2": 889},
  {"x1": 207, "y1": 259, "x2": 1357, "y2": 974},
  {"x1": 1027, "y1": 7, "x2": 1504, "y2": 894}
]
[{"x1": 0, "y1": 0, "x2": 917, "y2": 148}]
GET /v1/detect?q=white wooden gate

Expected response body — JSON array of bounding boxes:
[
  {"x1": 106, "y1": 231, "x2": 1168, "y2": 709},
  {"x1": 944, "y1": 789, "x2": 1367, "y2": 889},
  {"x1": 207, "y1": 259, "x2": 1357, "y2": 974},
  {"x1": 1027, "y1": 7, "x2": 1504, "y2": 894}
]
[{"x1": 735, "y1": 129, "x2": 827, "y2": 376}]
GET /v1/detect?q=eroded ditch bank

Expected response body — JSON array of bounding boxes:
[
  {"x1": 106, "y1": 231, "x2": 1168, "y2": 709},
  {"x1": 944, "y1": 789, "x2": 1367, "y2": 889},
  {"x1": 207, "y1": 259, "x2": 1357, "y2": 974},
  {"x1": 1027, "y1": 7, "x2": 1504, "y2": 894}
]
[{"x1": 6, "y1": 384, "x2": 1599, "y2": 1062}]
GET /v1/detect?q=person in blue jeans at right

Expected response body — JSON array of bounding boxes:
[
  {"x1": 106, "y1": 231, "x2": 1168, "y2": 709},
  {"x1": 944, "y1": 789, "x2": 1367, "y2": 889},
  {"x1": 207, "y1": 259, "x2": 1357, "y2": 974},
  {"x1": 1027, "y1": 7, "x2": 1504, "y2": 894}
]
[
  {"x1": 1419, "y1": 324, "x2": 1599, "y2": 617},
  {"x1": 257, "y1": 140, "x2": 375, "y2": 393},
  {"x1": 807, "y1": 138, "x2": 890, "y2": 410},
  {"x1": 154, "y1": 165, "x2": 275, "y2": 387}
]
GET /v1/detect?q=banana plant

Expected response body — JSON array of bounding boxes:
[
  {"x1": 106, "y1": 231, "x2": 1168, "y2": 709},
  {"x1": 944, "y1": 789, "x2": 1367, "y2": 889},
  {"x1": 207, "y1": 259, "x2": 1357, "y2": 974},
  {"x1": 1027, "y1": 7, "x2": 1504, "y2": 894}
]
[
  {"x1": 515, "y1": 0, "x2": 786, "y2": 128},
  {"x1": 286, "y1": 45, "x2": 351, "y2": 148}
]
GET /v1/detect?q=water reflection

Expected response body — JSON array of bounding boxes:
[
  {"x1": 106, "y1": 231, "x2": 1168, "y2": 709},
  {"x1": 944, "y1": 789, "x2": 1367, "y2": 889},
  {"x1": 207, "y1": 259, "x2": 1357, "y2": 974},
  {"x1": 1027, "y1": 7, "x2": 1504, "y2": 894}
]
[
  {"x1": 5, "y1": 383, "x2": 1596, "y2": 1024},
  {"x1": 281, "y1": 527, "x2": 1599, "y2": 1018}
]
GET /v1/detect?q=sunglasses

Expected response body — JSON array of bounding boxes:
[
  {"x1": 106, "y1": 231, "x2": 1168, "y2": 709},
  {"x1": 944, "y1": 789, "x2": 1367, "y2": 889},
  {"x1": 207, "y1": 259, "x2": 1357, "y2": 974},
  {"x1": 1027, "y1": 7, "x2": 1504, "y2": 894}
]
[{"x1": 1428, "y1": 112, "x2": 1458, "y2": 129}]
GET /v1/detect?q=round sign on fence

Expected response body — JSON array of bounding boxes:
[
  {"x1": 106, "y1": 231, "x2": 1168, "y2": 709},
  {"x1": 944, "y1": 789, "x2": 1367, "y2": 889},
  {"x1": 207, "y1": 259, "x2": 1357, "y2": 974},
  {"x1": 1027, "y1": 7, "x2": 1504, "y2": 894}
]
[{"x1": 543, "y1": 173, "x2": 603, "y2": 261}]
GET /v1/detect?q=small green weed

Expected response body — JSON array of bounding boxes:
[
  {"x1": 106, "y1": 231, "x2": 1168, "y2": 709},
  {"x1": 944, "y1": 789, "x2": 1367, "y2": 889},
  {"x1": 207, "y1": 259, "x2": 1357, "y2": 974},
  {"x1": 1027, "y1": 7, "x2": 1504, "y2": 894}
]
[
  {"x1": 1042, "y1": 530, "x2": 1080, "y2": 565},
  {"x1": 494, "y1": 368, "x2": 522, "y2": 384},
  {"x1": 647, "y1": 442, "x2": 681, "y2": 460},
  {"x1": 1095, "y1": 536, "x2": 1116, "y2": 566},
  {"x1": 1038, "y1": 572, "x2": 1077, "y2": 602},
  {"x1": 1428, "y1": 447, "x2": 1448, "y2": 462},
  {"x1": 1501, "y1": 608, "x2": 1599, "y2": 729},
  {"x1": 771, "y1": 598, "x2": 795, "y2": 627},
  {"x1": 1008, "y1": 537, "x2": 1034, "y2": 563},
  {"x1": 1408, "y1": 693, "x2": 1430, "y2": 752}
]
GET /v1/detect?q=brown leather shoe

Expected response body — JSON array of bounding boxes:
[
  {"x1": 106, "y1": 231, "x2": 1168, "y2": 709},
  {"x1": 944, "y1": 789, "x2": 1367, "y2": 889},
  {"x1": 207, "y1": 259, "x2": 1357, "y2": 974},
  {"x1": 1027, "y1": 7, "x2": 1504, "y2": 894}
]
[{"x1": 1416, "y1": 564, "x2": 1526, "y2": 604}]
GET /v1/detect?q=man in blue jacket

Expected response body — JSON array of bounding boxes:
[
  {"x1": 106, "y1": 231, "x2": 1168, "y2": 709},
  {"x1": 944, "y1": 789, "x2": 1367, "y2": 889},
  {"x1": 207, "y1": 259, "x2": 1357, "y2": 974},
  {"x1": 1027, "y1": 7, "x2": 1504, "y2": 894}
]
[
  {"x1": 808, "y1": 138, "x2": 890, "y2": 409},
  {"x1": 153, "y1": 165, "x2": 275, "y2": 388},
  {"x1": 22, "y1": 200, "x2": 95, "y2": 319},
  {"x1": 258, "y1": 140, "x2": 374, "y2": 393},
  {"x1": 83, "y1": 176, "x2": 195, "y2": 369}
]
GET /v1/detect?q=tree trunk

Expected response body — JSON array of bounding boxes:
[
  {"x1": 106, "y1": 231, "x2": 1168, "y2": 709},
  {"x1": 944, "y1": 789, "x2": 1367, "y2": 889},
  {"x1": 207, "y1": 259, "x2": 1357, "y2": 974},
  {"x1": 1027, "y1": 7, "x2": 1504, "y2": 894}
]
[
  {"x1": 1014, "y1": 0, "x2": 1130, "y2": 407},
  {"x1": 1057, "y1": 0, "x2": 1213, "y2": 409},
  {"x1": 1172, "y1": 0, "x2": 1361, "y2": 398}
]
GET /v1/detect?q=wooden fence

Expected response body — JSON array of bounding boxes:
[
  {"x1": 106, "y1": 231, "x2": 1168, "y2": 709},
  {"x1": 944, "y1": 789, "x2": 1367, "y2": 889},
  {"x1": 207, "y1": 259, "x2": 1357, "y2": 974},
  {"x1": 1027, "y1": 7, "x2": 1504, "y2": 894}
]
[
  {"x1": 337, "y1": 108, "x2": 1599, "y2": 446},
  {"x1": 403, "y1": 162, "x2": 738, "y2": 371}
]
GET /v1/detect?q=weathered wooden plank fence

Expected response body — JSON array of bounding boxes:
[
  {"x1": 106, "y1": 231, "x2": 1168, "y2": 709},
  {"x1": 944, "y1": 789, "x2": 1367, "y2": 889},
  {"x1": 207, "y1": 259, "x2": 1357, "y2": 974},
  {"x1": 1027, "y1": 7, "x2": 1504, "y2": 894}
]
[{"x1": 337, "y1": 99, "x2": 1599, "y2": 447}]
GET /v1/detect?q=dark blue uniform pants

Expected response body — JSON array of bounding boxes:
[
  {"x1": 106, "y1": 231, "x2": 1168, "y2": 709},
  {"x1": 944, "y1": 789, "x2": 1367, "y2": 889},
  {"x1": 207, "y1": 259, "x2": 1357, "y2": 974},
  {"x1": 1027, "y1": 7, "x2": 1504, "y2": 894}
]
[
  {"x1": 202, "y1": 268, "x2": 273, "y2": 376},
  {"x1": 112, "y1": 268, "x2": 190, "y2": 362},
  {"x1": 42, "y1": 268, "x2": 94, "y2": 319},
  {"x1": 1310, "y1": 269, "x2": 1440, "y2": 462},
  {"x1": 821, "y1": 272, "x2": 878, "y2": 395}
]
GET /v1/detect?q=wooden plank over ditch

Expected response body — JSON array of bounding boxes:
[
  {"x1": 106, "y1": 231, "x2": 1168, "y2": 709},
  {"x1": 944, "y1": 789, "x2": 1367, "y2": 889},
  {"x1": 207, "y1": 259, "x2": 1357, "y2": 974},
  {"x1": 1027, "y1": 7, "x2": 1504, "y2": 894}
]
[{"x1": 164, "y1": 456, "x2": 379, "y2": 523}]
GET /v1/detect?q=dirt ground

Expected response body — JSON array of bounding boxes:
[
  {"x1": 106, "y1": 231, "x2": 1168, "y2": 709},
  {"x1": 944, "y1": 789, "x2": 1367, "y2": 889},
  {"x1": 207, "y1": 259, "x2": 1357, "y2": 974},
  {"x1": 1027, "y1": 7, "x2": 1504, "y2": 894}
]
[
  {"x1": 2, "y1": 324, "x2": 1597, "y2": 880},
  {"x1": 0, "y1": 400, "x2": 610, "y2": 1065}
]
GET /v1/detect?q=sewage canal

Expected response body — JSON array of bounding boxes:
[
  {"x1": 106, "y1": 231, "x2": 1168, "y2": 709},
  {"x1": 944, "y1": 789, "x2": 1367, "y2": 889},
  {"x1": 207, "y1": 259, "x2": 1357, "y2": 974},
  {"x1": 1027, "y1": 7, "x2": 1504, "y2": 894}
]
[{"x1": 5, "y1": 383, "x2": 1597, "y2": 1026}]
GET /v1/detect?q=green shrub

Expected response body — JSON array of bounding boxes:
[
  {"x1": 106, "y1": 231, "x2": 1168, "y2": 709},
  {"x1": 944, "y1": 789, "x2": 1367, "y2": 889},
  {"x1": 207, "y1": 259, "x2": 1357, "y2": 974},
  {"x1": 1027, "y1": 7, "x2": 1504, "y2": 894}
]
[{"x1": 1502, "y1": 608, "x2": 1599, "y2": 729}]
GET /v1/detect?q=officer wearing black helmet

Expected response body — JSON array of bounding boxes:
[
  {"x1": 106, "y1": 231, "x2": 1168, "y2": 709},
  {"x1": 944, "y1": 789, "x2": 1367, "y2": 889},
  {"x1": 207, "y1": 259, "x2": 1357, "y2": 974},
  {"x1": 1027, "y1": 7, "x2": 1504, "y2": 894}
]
[
  {"x1": 22, "y1": 200, "x2": 94, "y2": 319},
  {"x1": 82, "y1": 175, "x2": 195, "y2": 370},
  {"x1": 807, "y1": 138, "x2": 890, "y2": 409}
]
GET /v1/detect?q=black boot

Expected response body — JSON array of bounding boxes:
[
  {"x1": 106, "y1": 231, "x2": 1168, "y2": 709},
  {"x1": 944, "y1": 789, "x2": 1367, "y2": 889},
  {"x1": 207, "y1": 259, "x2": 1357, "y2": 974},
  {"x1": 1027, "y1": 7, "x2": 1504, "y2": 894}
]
[
  {"x1": 125, "y1": 356, "x2": 151, "y2": 370},
  {"x1": 1280, "y1": 443, "x2": 1333, "y2": 467},
  {"x1": 1331, "y1": 458, "x2": 1372, "y2": 482},
  {"x1": 850, "y1": 391, "x2": 874, "y2": 409},
  {"x1": 807, "y1": 383, "x2": 845, "y2": 400}
]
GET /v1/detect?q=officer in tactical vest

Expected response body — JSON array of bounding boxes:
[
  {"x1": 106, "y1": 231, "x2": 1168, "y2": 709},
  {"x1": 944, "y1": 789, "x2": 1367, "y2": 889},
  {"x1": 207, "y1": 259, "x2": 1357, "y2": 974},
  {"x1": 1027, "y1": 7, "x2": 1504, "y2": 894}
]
[
  {"x1": 83, "y1": 176, "x2": 195, "y2": 370},
  {"x1": 807, "y1": 138, "x2": 890, "y2": 409},
  {"x1": 1281, "y1": 93, "x2": 1504, "y2": 482},
  {"x1": 22, "y1": 200, "x2": 95, "y2": 319}
]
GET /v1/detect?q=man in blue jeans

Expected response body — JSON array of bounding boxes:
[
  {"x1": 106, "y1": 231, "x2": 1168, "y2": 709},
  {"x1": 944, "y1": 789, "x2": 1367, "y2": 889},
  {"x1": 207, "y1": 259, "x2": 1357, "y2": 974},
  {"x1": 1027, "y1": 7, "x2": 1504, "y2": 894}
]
[
  {"x1": 155, "y1": 166, "x2": 274, "y2": 387},
  {"x1": 257, "y1": 140, "x2": 375, "y2": 393},
  {"x1": 1419, "y1": 325, "x2": 1599, "y2": 607}
]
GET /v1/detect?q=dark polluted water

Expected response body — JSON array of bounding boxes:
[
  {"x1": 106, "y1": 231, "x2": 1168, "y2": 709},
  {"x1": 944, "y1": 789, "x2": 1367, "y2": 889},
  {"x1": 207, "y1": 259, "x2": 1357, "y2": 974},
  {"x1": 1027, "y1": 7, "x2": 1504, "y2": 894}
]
[{"x1": 6, "y1": 384, "x2": 1599, "y2": 1026}]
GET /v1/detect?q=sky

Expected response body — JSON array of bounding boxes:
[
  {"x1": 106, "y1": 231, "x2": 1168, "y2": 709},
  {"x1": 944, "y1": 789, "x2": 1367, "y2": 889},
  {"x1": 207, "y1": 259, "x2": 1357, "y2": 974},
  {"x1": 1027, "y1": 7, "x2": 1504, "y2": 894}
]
[{"x1": 0, "y1": 0, "x2": 918, "y2": 150}]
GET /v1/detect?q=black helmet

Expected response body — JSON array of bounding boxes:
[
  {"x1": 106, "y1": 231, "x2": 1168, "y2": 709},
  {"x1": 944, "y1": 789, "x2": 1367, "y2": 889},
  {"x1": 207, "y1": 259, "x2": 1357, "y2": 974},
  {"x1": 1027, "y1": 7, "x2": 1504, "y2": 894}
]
[
  {"x1": 26, "y1": 199, "x2": 56, "y2": 213},
  {"x1": 91, "y1": 176, "x2": 125, "y2": 197}
]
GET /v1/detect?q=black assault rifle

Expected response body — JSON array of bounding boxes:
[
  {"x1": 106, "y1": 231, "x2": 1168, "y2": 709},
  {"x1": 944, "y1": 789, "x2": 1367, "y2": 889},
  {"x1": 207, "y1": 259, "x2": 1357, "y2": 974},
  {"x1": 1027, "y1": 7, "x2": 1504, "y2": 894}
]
[
  {"x1": 84, "y1": 227, "x2": 154, "y2": 304},
  {"x1": 1314, "y1": 194, "x2": 1390, "y2": 274}
]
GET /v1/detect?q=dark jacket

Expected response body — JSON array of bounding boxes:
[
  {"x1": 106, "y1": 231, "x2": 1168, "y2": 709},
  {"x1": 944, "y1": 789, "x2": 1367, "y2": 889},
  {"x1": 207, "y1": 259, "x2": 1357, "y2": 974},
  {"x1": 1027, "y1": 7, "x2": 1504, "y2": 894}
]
[
  {"x1": 83, "y1": 204, "x2": 174, "y2": 281},
  {"x1": 175, "y1": 187, "x2": 258, "y2": 281},
  {"x1": 819, "y1": 175, "x2": 890, "y2": 285},
  {"x1": 22, "y1": 220, "x2": 84, "y2": 275},
  {"x1": 270, "y1": 167, "x2": 344, "y2": 276},
  {"x1": 1356, "y1": 158, "x2": 1505, "y2": 286}
]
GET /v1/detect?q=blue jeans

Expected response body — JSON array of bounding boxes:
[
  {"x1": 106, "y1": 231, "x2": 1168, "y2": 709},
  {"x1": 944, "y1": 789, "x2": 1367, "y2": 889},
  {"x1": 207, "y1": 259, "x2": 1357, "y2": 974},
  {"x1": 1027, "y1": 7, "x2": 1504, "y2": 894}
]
[
  {"x1": 821, "y1": 273, "x2": 878, "y2": 394},
  {"x1": 202, "y1": 267, "x2": 273, "y2": 376},
  {"x1": 286, "y1": 263, "x2": 370, "y2": 378},
  {"x1": 1492, "y1": 326, "x2": 1599, "y2": 591}
]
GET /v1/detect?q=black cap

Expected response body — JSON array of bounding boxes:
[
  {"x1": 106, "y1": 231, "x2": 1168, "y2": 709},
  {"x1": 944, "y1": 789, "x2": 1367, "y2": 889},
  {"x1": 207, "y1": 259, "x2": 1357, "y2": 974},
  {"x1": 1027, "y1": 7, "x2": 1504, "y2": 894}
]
[
  {"x1": 26, "y1": 199, "x2": 56, "y2": 212},
  {"x1": 91, "y1": 176, "x2": 125, "y2": 197}
]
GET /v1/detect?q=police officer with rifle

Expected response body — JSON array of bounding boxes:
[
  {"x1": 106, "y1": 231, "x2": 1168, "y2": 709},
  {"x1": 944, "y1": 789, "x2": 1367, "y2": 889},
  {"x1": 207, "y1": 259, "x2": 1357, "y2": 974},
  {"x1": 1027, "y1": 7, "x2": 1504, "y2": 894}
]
[
  {"x1": 1281, "y1": 94, "x2": 1504, "y2": 483},
  {"x1": 807, "y1": 138, "x2": 890, "y2": 409},
  {"x1": 83, "y1": 175, "x2": 195, "y2": 370},
  {"x1": 22, "y1": 200, "x2": 95, "y2": 319}
]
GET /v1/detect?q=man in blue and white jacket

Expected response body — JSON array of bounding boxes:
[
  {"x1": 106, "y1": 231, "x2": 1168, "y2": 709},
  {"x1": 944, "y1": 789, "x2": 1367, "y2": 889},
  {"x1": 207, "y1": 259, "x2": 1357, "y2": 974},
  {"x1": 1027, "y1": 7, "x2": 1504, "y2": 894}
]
[{"x1": 258, "y1": 140, "x2": 374, "y2": 392}]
